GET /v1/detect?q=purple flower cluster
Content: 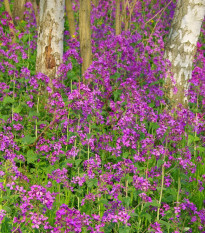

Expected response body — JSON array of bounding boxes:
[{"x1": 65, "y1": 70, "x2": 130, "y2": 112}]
[{"x1": 0, "y1": 0, "x2": 205, "y2": 232}]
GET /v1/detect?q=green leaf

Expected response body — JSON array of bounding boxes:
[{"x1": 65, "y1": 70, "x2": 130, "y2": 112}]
[
  {"x1": 141, "y1": 213, "x2": 152, "y2": 223},
  {"x1": 149, "y1": 122, "x2": 159, "y2": 130},
  {"x1": 3, "y1": 96, "x2": 14, "y2": 104},
  {"x1": 122, "y1": 197, "x2": 131, "y2": 207},
  {"x1": 3, "y1": 206, "x2": 12, "y2": 213},
  {"x1": 144, "y1": 199, "x2": 160, "y2": 208},
  {"x1": 157, "y1": 159, "x2": 164, "y2": 168},
  {"x1": 13, "y1": 105, "x2": 22, "y2": 113},
  {"x1": 159, "y1": 220, "x2": 171, "y2": 230},
  {"x1": 113, "y1": 90, "x2": 122, "y2": 101},
  {"x1": 21, "y1": 135, "x2": 36, "y2": 145},
  {"x1": 0, "y1": 115, "x2": 10, "y2": 121},
  {"x1": 194, "y1": 136, "x2": 200, "y2": 142},
  {"x1": 98, "y1": 198, "x2": 108, "y2": 205},
  {"x1": 29, "y1": 111, "x2": 40, "y2": 117},
  {"x1": 110, "y1": 73, "x2": 121, "y2": 80},
  {"x1": 183, "y1": 227, "x2": 190, "y2": 232},
  {"x1": 125, "y1": 174, "x2": 133, "y2": 182},
  {"x1": 104, "y1": 223, "x2": 115, "y2": 233},
  {"x1": 119, "y1": 226, "x2": 130, "y2": 233},
  {"x1": 86, "y1": 178, "x2": 98, "y2": 188},
  {"x1": 75, "y1": 159, "x2": 82, "y2": 167},
  {"x1": 37, "y1": 121, "x2": 48, "y2": 125},
  {"x1": 197, "y1": 146, "x2": 205, "y2": 153},
  {"x1": 26, "y1": 150, "x2": 37, "y2": 164},
  {"x1": 87, "y1": 133, "x2": 92, "y2": 139},
  {"x1": 149, "y1": 103, "x2": 155, "y2": 108},
  {"x1": 123, "y1": 152, "x2": 129, "y2": 159}
]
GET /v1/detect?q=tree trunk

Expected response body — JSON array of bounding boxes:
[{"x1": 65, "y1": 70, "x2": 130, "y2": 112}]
[
  {"x1": 115, "y1": 0, "x2": 121, "y2": 35},
  {"x1": 164, "y1": 0, "x2": 205, "y2": 108},
  {"x1": 92, "y1": 0, "x2": 99, "y2": 7},
  {"x1": 65, "y1": 0, "x2": 76, "y2": 37},
  {"x1": 32, "y1": 0, "x2": 39, "y2": 27},
  {"x1": 12, "y1": 0, "x2": 26, "y2": 25},
  {"x1": 36, "y1": 0, "x2": 65, "y2": 83},
  {"x1": 79, "y1": 0, "x2": 92, "y2": 79},
  {"x1": 122, "y1": 0, "x2": 128, "y2": 31},
  {"x1": 4, "y1": 0, "x2": 16, "y2": 43}
]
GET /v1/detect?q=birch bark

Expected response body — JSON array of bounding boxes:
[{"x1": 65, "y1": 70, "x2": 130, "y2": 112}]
[
  {"x1": 36, "y1": 0, "x2": 65, "y2": 81},
  {"x1": 164, "y1": 0, "x2": 205, "y2": 107}
]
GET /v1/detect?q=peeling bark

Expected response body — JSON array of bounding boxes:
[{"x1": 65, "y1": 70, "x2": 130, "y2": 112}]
[
  {"x1": 164, "y1": 0, "x2": 205, "y2": 108},
  {"x1": 65, "y1": 0, "x2": 76, "y2": 37},
  {"x1": 36, "y1": 0, "x2": 65, "y2": 82},
  {"x1": 79, "y1": 0, "x2": 92, "y2": 78}
]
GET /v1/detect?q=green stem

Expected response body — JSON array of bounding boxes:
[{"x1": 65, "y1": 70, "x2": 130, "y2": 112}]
[
  {"x1": 11, "y1": 73, "x2": 15, "y2": 121},
  {"x1": 138, "y1": 203, "x2": 144, "y2": 233},
  {"x1": 66, "y1": 108, "x2": 70, "y2": 151},
  {"x1": 35, "y1": 96, "x2": 39, "y2": 138},
  {"x1": 157, "y1": 163, "x2": 165, "y2": 221},
  {"x1": 125, "y1": 180, "x2": 128, "y2": 198},
  {"x1": 77, "y1": 196, "x2": 80, "y2": 210},
  {"x1": 194, "y1": 95, "x2": 198, "y2": 158},
  {"x1": 176, "y1": 173, "x2": 181, "y2": 209},
  {"x1": 88, "y1": 123, "x2": 91, "y2": 160}
]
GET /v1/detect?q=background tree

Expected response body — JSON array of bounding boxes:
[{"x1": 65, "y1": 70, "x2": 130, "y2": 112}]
[
  {"x1": 4, "y1": 0, "x2": 16, "y2": 42},
  {"x1": 65, "y1": 0, "x2": 76, "y2": 37},
  {"x1": 12, "y1": 0, "x2": 26, "y2": 25},
  {"x1": 115, "y1": 0, "x2": 121, "y2": 35},
  {"x1": 92, "y1": 0, "x2": 99, "y2": 7},
  {"x1": 31, "y1": 0, "x2": 39, "y2": 27},
  {"x1": 36, "y1": 0, "x2": 65, "y2": 83},
  {"x1": 164, "y1": 0, "x2": 205, "y2": 108},
  {"x1": 79, "y1": 0, "x2": 92, "y2": 79}
]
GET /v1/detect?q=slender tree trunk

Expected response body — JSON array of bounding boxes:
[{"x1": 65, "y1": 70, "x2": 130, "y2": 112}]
[
  {"x1": 79, "y1": 0, "x2": 92, "y2": 78},
  {"x1": 32, "y1": 0, "x2": 39, "y2": 27},
  {"x1": 122, "y1": 0, "x2": 128, "y2": 31},
  {"x1": 65, "y1": 0, "x2": 76, "y2": 37},
  {"x1": 36, "y1": 0, "x2": 65, "y2": 82},
  {"x1": 92, "y1": 0, "x2": 99, "y2": 7},
  {"x1": 115, "y1": 0, "x2": 121, "y2": 35},
  {"x1": 164, "y1": 0, "x2": 205, "y2": 108},
  {"x1": 12, "y1": 0, "x2": 27, "y2": 25},
  {"x1": 4, "y1": 0, "x2": 16, "y2": 43}
]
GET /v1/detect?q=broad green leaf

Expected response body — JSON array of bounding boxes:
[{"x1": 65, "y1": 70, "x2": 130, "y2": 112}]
[
  {"x1": 27, "y1": 150, "x2": 37, "y2": 164},
  {"x1": 157, "y1": 159, "x2": 164, "y2": 168},
  {"x1": 159, "y1": 220, "x2": 171, "y2": 230},
  {"x1": 21, "y1": 135, "x2": 36, "y2": 145},
  {"x1": 3, "y1": 96, "x2": 14, "y2": 104},
  {"x1": 141, "y1": 213, "x2": 152, "y2": 222},
  {"x1": 119, "y1": 226, "x2": 130, "y2": 233},
  {"x1": 75, "y1": 159, "x2": 82, "y2": 167}
]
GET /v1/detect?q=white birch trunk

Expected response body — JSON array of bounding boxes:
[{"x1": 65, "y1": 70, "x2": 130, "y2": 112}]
[
  {"x1": 36, "y1": 0, "x2": 65, "y2": 80},
  {"x1": 164, "y1": 0, "x2": 205, "y2": 107}
]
